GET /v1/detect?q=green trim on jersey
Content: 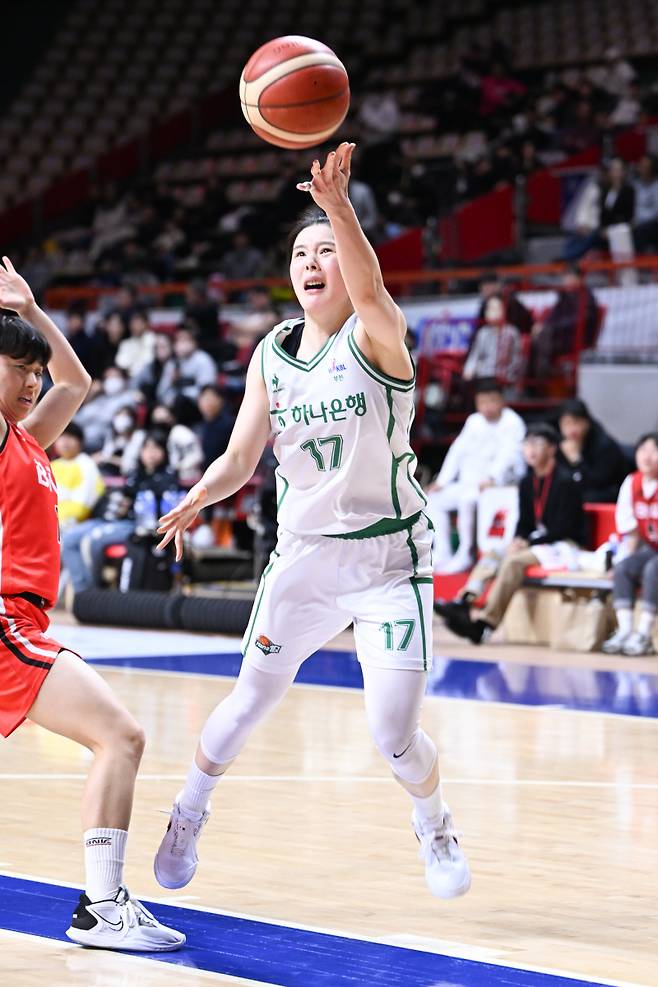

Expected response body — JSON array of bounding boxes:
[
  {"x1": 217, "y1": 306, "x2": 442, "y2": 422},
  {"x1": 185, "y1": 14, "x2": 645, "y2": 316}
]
[
  {"x1": 399, "y1": 452, "x2": 428, "y2": 506},
  {"x1": 409, "y1": 577, "x2": 428, "y2": 671},
  {"x1": 272, "y1": 325, "x2": 339, "y2": 372},
  {"x1": 347, "y1": 330, "x2": 415, "y2": 391},
  {"x1": 259, "y1": 339, "x2": 266, "y2": 381},
  {"x1": 242, "y1": 552, "x2": 278, "y2": 655},
  {"x1": 327, "y1": 510, "x2": 422, "y2": 540},
  {"x1": 276, "y1": 474, "x2": 290, "y2": 511}
]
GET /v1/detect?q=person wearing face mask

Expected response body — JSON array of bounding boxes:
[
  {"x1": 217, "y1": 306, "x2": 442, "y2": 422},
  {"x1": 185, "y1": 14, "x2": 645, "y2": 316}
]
[
  {"x1": 462, "y1": 294, "x2": 524, "y2": 393},
  {"x1": 156, "y1": 325, "x2": 217, "y2": 410},
  {"x1": 74, "y1": 367, "x2": 139, "y2": 452},
  {"x1": 121, "y1": 403, "x2": 203, "y2": 487},
  {"x1": 94, "y1": 407, "x2": 139, "y2": 478}
]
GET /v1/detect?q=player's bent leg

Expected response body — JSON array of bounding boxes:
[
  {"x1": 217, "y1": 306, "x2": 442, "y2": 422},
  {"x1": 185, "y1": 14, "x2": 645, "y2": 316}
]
[
  {"x1": 154, "y1": 660, "x2": 298, "y2": 890},
  {"x1": 361, "y1": 664, "x2": 471, "y2": 900},
  {"x1": 27, "y1": 651, "x2": 184, "y2": 951}
]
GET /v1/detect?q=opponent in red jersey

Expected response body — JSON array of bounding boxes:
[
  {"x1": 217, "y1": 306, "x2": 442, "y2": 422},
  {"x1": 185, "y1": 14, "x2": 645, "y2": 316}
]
[{"x1": 0, "y1": 257, "x2": 184, "y2": 951}]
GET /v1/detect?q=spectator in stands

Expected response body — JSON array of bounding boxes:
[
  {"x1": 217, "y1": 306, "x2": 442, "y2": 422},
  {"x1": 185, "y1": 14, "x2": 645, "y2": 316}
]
[
  {"x1": 51, "y1": 422, "x2": 105, "y2": 530},
  {"x1": 219, "y1": 231, "x2": 265, "y2": 282},
  {"x1": 463, "y1": 294, "x2": 524, "y2": 391},
  {"x1": 531, "y1": 267, "x2": 599, "y2": 376},
  {"x1": 601, "y1": 158, "x2": 636, "y2": 230},
  {"x1": 89, "y1": 184, "x2": 135, "y2": 263},
  {"x1": 195, "y1": 385, "x2": 235, "y2": 470},
  {"x1": 602, "y1": 432, "x2": 658, "y2": 657},
  {"x1": 94, "y1": 406, "x2": 139, "y2": 478},
  {"x1": 479, "y1": 61, "x2": 526, "y2": 120},
  {"x1": 123, "y1": 402, "x2": 203, "y2": 487},
  {"x1": 184, "y1": 279, "x2": 220, "y2": 358},
  {"x1": 425, "y1": 378, "x2": 525, "y2": 573},
  {"x1": 64, "y1": 304, "x2": 100, "y2": 378},
  {"x1": 156, "y1": 325, "x2": 218, "y2": 409},
  {"x1": 134, "y1": 332, "x2": 174, "y2": 405},
  {"x1": 477, "y1": 278, "x2": 533, "y2": 335},
  {"x1": 348, "y1": 168, "x2": 381, "y2": 242},
  {"x1": 115, "y1": 309, "x2": 156, "y2": 378},
  {"x1": 357, "y1": 90, "x2": 400, "y2": 143},
  {"x1": 94, "y1": 310, "x2": 129, "y2": 373},
  {"x1": 437, "y1": 424, "x2": 584, "y2": 643},
  {"x1": 75, "y1": 365, "x2": 138, "y2": 452},
  {"x1": 228, "y1": 287, "x2": 279, "y2": 353},
  {"x1": 61, "y1": 432, "x2": 180, "y2": 594},
  {"x1": 561, "y1": 160, "x2": 635, "y2": 261},
  {"x1": 632, "y1": 155, "x2": 658, "y2": 254},
  {"x1": 609, "y1": 82, "x2": 642, "y2": 128},
  {"x1": 557, "y1": 398, "x2": 628, "y2": 503}
]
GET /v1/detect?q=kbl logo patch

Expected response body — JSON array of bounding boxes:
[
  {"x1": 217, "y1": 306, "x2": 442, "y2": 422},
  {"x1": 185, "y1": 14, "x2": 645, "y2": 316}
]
[
  {"x1": 328, "y1": 357, "x2": 347, "y2": 382},
  {"x1": 255, "y1": 635, "x2": 282, "y2": 655}
]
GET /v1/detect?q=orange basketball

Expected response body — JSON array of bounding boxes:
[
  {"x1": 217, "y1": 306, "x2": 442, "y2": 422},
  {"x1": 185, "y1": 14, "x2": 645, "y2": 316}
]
[{"x1": 239, "y1": 36, "x2": 350, "y2": 150}]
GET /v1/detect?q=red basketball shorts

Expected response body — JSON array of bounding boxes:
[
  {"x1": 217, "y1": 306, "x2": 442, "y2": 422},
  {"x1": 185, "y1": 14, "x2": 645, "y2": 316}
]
[{"x1": 0, "y1": 595, "x2": 73, "y2": 738}]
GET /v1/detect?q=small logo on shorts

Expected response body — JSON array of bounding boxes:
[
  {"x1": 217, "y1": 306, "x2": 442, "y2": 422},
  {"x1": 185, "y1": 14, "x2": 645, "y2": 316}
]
[{"x1": 255, "y1": 635, "x2": 282, "y2": 655}]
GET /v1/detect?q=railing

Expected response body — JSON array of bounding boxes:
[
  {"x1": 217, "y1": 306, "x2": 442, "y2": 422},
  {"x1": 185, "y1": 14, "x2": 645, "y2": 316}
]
[{"x1": 44, "y1": 256, "x2": 658, "y2": 310}]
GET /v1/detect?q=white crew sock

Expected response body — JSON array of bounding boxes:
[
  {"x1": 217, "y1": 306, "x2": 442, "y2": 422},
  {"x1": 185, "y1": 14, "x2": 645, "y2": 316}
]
[
  {"x1": 411, "y1": 783, "x2": 446, "y2": 834},
  {"x1": 637, "y1": 609, "x2": 655, "y2": 639},
  {"x1": 84, "y1": 828, "x2": 127, "y2": 901},
  {"x1": 179, "y1": 760, "x2": 220, "y2": 820},
  {"x1": 616, "y1": 608, "x2": 633, "y2": 636}
]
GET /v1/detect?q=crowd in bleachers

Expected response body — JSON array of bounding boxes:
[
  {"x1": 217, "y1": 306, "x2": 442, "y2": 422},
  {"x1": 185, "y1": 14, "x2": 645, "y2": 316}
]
[{"x1": 9, "y1": 36, "x2": 658, "y2": 295}]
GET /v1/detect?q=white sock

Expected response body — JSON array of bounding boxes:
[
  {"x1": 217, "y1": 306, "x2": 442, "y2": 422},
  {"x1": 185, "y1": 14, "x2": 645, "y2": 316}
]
[
  {"x1": 84, "y1": 828, "x2": 127, "y2": 901},
  {"x1": 637, "y1": 610, "x2": 655, "y2": 638},
  {"x1": 616, "y1": 609, "x2": 633, "y2": 635},
  {"x1": 179, "y1": 760, "x2": 220, "y2": 820},
  {"x1": 411, "y1": 783, "x2": 446, "y2": 834}
]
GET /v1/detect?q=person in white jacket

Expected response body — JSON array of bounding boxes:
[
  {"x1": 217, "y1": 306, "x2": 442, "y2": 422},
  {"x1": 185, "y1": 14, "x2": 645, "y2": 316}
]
[{"x1": 425, "y1": 378, "x2": 526, "y2": 572}]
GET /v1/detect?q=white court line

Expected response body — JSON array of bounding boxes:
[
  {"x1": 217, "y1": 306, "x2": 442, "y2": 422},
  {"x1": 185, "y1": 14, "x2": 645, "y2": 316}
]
[
  {"x1": 0, "y1": 870, "x2": 651, "y2": 987},
  {"x1": 1, "y1": 773, "x2": 658, "y2": 788},
  {"x1": 91, "y1": 661, "x2": 658, "y2": 725},
  {"x1": 0, "y1": 928, "x2": 281, "y2": 986}
]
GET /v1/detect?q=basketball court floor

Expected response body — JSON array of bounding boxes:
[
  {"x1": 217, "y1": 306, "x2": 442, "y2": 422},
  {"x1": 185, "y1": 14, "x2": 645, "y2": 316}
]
[{"x1": 2, "y1": 616, "x2": 657, "y2": 987}]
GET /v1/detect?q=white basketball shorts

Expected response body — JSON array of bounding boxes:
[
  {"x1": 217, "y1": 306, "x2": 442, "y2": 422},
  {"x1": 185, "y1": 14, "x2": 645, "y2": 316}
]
[{"x1": 242, "y1": 513, "x2": 434, "y2": 674}]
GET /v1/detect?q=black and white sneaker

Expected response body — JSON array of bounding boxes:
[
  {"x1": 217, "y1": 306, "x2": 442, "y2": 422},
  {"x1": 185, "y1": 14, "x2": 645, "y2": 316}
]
[{"x1": 66, "y1": 885, "x2": 185, "y2": 951}]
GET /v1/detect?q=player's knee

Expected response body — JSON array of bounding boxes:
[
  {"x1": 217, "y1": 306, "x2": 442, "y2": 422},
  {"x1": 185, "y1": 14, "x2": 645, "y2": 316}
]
[
  {"x1": 114, "y1": 715, "x2": 146, "y2": 763},
  {"x1": 369, "y1": 716, "x2": 417, "y2": 763}
]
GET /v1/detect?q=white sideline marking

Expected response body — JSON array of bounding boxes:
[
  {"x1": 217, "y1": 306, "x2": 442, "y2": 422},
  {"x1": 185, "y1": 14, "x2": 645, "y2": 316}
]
[
  {"x1": 1, "y1": 773, "x2": 657, "y2": 788},
  {"x1": 0, "y1": 871, "x2": 650, "y2": 987},
  {"x1": 0, "y1": 928, "x2": 279, "y2": 984}
]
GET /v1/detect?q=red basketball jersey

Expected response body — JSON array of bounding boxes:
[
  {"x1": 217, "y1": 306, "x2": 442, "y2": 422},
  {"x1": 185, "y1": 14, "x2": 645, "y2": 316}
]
[
  {"x1": 0, "y1": 420, "x2": 60, "y2": 607},
  {"x1": 631, "y1": 471, "x2": 658, "y2": 548}
]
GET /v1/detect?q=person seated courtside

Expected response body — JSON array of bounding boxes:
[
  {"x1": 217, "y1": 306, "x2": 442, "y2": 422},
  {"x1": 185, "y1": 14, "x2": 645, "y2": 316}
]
[
  {"x1": 425, "y1": 378, "x2": 525, "y2": 573},
  {"x1": 436, "y1": 423, "x2": 584, "y2": 643},
  {"x1": 556, "y1": 398, "x2": 629, "y2": 503},
  {"x1": 602, "y1": 432, "x2": 658, "y2": 657}
]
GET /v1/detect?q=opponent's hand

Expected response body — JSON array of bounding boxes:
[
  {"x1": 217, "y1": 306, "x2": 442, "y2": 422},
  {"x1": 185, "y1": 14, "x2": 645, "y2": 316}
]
[
  {"x1": 156, "y1": 485, "x2": 208, "y2": 561},
  {"x1": 0, "y1": 257, "x2": 35, "y2": 316},
  {"x1": 296, "y1": 142, "x2": 356, "y2": 212}
]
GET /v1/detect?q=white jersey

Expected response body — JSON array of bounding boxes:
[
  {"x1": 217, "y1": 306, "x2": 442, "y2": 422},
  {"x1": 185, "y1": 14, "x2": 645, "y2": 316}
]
[{"x1": 261, "y1": 314, "x2": 426, "y2": 537}]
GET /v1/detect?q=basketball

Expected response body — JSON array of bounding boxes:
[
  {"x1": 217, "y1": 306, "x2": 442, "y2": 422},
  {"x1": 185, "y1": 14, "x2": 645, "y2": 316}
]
[{"x1": 239, "y1": 36, "x2": 350, "y2": 149}]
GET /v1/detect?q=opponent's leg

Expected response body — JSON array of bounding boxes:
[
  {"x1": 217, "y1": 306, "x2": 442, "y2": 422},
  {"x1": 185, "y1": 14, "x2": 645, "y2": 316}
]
[
  {"x1": 154, "y1": 661, "x2": 298, "y2": 889},
  {"x1": 361, "y1": 664, "x2": 471, "y2": 899},
  {"x1": 28, "y1": 652, "x2": 184, "y2": 951}
]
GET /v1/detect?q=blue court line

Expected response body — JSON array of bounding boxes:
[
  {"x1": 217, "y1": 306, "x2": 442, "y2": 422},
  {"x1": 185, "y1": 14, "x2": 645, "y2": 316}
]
[
  {"x1": 89, "y1": 650, "x2": 658, "y2": 719},
  {"x1": 0, "y1": 874, "x2": 613, "y2": 987}
]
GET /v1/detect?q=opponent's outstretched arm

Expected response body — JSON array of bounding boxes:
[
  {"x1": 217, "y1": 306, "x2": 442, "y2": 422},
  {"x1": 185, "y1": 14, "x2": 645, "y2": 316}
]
[{"x1": 0, "y1": 257, "x2": 91, "y2": 448}]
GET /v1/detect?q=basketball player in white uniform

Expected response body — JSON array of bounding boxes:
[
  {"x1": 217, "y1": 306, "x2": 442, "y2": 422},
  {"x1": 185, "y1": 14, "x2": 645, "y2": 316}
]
[{"x1": 154, "y1": 143, "x2": 470, "y2": 899}]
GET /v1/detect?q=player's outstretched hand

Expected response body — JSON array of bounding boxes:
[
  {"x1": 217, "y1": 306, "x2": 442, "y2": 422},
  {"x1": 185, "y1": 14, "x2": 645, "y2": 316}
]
[
  {"x1": 157, "y1": 485, "x2": 208, "y2": 561},
  {"x1": 296, "y1": 142, "x2": 355, "y2": 213},
  {"x1": 0, "y1": 257, "x2": 35, "y2": 316}
]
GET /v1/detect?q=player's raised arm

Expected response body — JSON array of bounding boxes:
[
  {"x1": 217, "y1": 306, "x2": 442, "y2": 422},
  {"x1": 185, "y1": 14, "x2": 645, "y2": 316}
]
[
  {"x1": 157, "y1": 342, "x2": 271, "y2": 560},
  {"x1": 0, "y1": 257, "x2": 91, "y2": 449},
  {"x1": 297, "y1": 142, "x2": 411, "y2": 378}
]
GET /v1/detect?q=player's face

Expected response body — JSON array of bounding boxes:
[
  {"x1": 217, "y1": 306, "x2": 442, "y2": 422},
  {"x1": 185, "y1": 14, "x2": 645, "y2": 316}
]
[
  {"x1": 290, "y1": 224, "x2": 348, "y2": 316},
  {"x1": 0, "y1": 354, "x2": 44, "y2": 422}
]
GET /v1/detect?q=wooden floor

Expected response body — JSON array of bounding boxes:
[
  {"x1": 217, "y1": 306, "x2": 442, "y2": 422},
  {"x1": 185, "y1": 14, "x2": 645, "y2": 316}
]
[{"x1": 2, "y1": 619, "x2": 658, "y2": 986}]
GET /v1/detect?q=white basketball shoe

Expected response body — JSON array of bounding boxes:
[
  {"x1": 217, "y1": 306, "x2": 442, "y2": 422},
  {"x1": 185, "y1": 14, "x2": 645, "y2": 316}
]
[
  {"x1": 154, "y1": 797, "x2": 210, "y2": 890},
  {"x1": 602, "y1": 628, "x2": 632, "y2": 654},
  {"x1": 66, "y1": 885, "x2": 185, "y2": 951},
  {"x1": 412, "y1": 806, "x2": 471, "y2": 899}
]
